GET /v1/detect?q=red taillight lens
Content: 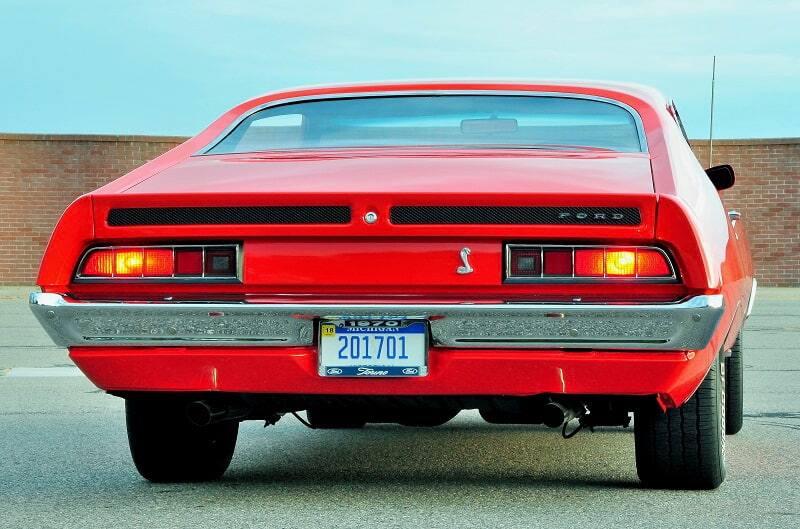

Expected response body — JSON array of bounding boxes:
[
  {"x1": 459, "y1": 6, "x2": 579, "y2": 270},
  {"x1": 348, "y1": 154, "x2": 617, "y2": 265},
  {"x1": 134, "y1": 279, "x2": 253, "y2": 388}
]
[
  {"x1": 174, "y1": 248, "x2": 203, "y2": 276},
  {"x1": 542, "y1": 249, "x2": 572, "y2": 276},
  {"x1": 636, "y1": 248, "x2": 673, "y2": 277},
  {"x1": 574, "y1": 249, "x2": 604, "y2": 277},
  {"x1": 77, "y1": 245, "x2": 239, "y2": 280},
  {"x1": 81, "y1": 249, "x2": 114, "y2": 277},
  {"x1": 143, "y1": 248, "x2": 174, "y2": 276},
  {"x1": 506, "y1": 245, "x2": 675, "y2": 281}
]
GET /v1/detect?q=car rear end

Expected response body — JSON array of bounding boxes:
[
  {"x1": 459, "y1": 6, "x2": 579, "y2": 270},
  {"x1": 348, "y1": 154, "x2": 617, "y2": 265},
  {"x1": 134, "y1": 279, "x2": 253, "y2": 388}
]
[
  {"x1": 31, "y1": 163, "x2": 723, "y2": 398},
  {"x1": 30, "y1": 84, "x2": 738, "y2": 487}
]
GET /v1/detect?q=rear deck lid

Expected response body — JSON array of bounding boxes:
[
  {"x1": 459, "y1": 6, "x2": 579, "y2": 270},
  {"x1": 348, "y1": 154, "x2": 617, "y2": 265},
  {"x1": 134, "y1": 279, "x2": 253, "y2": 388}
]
[{"x1": 92, "y1": 150, "x2": 657, "y2": 240}]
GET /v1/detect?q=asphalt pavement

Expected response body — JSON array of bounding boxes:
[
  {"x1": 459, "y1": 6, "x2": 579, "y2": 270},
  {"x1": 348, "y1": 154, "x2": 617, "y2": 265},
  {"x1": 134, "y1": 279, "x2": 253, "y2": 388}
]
[{"x1": 1, "y1": 286, "x2": 798, "y2": 528}]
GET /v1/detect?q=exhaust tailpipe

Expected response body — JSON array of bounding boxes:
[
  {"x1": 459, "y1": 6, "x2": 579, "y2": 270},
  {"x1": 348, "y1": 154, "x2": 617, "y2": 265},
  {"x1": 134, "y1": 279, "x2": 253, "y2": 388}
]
[
  {"x1": 186, "y1": 400, "x2": 249, "y2": 427},
  {"x1": 541, "y1": 401, "x2": 583, "y2": 428}
]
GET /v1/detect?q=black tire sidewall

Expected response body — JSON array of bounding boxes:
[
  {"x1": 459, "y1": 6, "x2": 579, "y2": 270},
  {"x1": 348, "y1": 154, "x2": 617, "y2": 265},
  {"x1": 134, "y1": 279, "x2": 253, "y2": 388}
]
[
  {"x1": 725, "y1": 333, "x2": 745, "y2": 434},
  {"x1": 126, "y1": 398, "x2": 238, "y2": 482},
  {"x1": 634, "y1": 353, "x2": 726, "y2": 489}
]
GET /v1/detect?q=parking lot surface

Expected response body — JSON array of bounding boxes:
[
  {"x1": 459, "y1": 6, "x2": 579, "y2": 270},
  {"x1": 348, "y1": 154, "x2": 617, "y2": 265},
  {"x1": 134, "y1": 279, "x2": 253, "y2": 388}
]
[{"x1": 1, "y1": 287, "x2": 798, "y2": 528}]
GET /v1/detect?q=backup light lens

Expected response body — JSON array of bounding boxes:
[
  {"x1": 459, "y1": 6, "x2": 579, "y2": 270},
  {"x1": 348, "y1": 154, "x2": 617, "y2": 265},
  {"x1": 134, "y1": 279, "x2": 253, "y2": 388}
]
[
  {"x1": 204, "y1": 247, "x2": 237, "y2": 276},
  {"x1": 77, "y1": 245, "x2": 238, "y2": 280},
  {"x1": 509, "y1": 248, "x2": 541, "y2": 276}
]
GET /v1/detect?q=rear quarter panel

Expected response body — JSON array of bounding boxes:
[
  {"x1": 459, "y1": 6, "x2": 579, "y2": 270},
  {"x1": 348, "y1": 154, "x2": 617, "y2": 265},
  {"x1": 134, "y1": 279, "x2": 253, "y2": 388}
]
[{"x1": 656, "y1": 112, "x2": 753, "y2": 356}]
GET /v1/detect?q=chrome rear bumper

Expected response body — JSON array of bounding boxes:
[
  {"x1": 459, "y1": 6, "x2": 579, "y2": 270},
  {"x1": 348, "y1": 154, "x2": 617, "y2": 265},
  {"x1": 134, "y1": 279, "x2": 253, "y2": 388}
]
[{"x1": 30, "y1": 292, "x2": 724, "y2": 351}]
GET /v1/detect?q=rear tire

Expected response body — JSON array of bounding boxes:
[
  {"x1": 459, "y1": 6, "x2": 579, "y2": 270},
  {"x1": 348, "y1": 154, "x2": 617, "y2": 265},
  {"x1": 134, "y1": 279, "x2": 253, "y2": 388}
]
[
  {"x1": 126, "y1": 398, "x2": 238, "y2": 483},
  {"x1": 725, "y1": 333, "x2": 744, "y2": 434},
  {"x1": 634, "y1": 355, "x2": 726, "y2": 489},
  {"x1": 306, "y1": 408, "x2": 367, "y2": 429}
]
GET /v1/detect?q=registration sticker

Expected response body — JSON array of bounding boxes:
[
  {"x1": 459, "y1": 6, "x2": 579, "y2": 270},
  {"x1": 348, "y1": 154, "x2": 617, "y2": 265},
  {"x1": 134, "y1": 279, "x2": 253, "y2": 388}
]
[{"x1": 321, "y1": 324, "x2": 336, "y2": 337}]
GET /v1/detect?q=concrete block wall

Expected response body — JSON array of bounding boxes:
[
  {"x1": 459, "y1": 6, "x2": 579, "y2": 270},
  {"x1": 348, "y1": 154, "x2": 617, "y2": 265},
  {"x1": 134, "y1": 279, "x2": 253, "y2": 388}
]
[{"x1": 0, "y1": 133, "x2": 797, "y2": 285}]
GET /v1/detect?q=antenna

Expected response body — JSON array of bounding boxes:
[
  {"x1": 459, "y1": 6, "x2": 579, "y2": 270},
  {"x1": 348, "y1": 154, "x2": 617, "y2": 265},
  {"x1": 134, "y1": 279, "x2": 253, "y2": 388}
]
[{"x1": 708, "y1": 55, "x2": 716, "y2": 167}]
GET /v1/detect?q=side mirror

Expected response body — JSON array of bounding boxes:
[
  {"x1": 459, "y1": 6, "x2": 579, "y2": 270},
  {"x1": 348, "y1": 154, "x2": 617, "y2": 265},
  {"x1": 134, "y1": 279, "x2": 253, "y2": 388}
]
[{"x1": 706, "y1": 164, "x2": 735, "y2": 190}]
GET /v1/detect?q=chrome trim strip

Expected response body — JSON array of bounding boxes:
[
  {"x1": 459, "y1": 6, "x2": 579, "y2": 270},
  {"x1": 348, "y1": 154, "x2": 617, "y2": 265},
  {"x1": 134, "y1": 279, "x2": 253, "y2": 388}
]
[
  {"x1": 745, "y1": 278, "x2": 757, "y2": 318},
  {"x1": 504, "y1": 244, "x2": 678, "y2": 283},
  {"x1": 30, "y1": 293, "x2": 723, "y2": 350},
  {"x1": 195, "y1": 90, "x2": 649, "y2": 155}
]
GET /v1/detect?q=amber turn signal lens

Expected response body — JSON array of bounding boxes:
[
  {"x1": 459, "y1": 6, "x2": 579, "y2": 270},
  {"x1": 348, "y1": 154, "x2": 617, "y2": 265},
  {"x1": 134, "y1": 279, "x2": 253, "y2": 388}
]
[
  {"x1": 605, "y1": 250, "x2": 636, "y2": 276},
  {"x1": 113, "y1": 249, "x2": 144, "y2": 277}
]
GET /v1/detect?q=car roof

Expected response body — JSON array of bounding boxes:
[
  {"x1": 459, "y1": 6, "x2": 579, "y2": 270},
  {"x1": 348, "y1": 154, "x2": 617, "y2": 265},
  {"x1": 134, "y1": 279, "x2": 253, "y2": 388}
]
[{"x1": 241, "y1": 79, "x2": 669, "y2": 111}]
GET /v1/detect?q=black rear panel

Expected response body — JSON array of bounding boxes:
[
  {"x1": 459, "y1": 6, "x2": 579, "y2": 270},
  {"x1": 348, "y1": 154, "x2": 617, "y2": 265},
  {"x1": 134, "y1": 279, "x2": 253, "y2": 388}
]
[
  {"x1": 390, "y1": 206, "x2": 640, "y2": 225},
  {"x1": 107, "y1": 206, "x2": 351, "y2": 226}
]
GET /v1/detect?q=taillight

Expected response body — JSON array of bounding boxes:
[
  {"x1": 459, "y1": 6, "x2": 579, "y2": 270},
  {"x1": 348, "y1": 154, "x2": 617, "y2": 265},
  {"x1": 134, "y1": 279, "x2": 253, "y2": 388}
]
[
  {"x1": 509, "y1": 248, "x2": 541, "y2": 277},
  {"x1": 636, "y1": 248, "x2": 673, "y2": 277},
  {"x1": 80, "y1": 250, "x2": 114, "y2": 277},
  {"x1": 506, "y1": 245, "x2": 676, "y2": 281},
  {"x1": 114, "y1": 249, "x2": 144, "y2": 277},
  {"x1": 605, "y1": 250, "x2": 636, "y2": 277},
  {"x1": 143, "y1": 248, "x2": 174, "y2": 276},
  {"x1": 574, "y1": 249, "x2": 604, "y2": 277},
  {"x1": 174, "y1": 248, "x2": 204, "y2": 276},
  {"x1": 76, "y1": 245, "x2": 239, "y2": 280}
]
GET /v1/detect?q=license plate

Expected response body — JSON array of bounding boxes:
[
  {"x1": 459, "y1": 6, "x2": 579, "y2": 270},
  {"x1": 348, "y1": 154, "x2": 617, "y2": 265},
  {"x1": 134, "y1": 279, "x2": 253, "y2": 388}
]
[{"x1": 318, "y1": 319, "x2": 428, "y2": 377}]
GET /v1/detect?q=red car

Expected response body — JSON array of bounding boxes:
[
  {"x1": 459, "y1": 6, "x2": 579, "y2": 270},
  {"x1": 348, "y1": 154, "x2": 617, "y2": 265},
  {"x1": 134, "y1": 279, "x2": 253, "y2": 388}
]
[{"x1": 31, "y1": 81, "x2": 754, "y2": 489}]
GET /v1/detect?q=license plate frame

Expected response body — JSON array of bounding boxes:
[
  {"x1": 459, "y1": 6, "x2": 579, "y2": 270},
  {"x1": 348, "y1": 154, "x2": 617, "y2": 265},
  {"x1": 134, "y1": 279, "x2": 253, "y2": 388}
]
[{"x1": 318, "y1": 319, "x2": 428, "y2": 377}]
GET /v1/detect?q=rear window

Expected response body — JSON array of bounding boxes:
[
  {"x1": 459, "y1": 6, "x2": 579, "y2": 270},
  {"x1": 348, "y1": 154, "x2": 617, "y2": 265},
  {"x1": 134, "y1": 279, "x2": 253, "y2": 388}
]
[{"x1": 205, "y1": 95, "x2": 644, "y2": 154}]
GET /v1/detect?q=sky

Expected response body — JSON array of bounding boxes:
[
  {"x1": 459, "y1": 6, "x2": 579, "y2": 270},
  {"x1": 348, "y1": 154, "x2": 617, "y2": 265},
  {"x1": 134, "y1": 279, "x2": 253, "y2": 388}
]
[{"x1": 1, "y1": 0, "x2": 798, "y2": 139}]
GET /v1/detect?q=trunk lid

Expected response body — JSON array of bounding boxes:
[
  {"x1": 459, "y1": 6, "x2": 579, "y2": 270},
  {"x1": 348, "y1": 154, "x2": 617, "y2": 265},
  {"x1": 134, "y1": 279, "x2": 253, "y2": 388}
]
[
  {"x1": 90, "y1": 150, "x2": 657, "y2": 291},
  {"x1": 123, "y1": 149, "x2": 654, "y2": 197}
]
